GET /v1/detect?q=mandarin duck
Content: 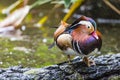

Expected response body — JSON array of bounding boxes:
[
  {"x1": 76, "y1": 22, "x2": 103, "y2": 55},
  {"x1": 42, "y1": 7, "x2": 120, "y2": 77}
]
[{"x1": 54, "y1": 16, "x2": 102, "y2": 67}]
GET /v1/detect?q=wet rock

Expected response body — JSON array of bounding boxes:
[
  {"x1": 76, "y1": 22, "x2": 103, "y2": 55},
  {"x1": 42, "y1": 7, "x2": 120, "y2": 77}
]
[{"x1": 0, "y1": 53, "x2": 120, "y2": 80}]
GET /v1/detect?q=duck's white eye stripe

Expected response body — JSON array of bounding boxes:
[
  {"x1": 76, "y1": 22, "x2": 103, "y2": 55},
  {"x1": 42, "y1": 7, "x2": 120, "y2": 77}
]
[{"x1": 78, "y1": 21, "x2": 93, "y2": 27}]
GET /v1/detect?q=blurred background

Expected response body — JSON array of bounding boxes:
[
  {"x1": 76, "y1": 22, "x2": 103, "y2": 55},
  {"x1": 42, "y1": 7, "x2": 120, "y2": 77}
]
[{"x1": 0, "y1": 0, "x2": 119, "y2": 68}]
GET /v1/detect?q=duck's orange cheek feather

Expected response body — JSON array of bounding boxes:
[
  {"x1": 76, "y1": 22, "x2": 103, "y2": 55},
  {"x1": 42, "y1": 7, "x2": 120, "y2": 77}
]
[{"x1": 54, "y1": 21, "x2": 69, "y2": 40}]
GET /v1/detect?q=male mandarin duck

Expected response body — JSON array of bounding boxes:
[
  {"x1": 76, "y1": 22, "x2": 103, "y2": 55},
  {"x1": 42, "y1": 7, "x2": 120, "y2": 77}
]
[{"x1": 54, "y1": 16, "x2": 102, "y2": 67}]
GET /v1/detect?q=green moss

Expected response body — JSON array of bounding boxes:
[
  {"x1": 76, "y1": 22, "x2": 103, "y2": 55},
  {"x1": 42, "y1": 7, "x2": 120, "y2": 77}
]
[
  {"x1": 0, "y1": 36, "x2": 66, "y2": 68},
  {"x1": 109, "y1": 76, "x2": 120, "y2": 80}
]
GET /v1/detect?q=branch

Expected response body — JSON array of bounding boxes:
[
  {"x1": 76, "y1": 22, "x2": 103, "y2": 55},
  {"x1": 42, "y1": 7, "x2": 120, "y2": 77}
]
[
  {"x1": 0, "y1": 53, "x2": 120, "y2": 80},
  {"x1": 103, "y1": 0, "x2": 120, "y2": 15}
]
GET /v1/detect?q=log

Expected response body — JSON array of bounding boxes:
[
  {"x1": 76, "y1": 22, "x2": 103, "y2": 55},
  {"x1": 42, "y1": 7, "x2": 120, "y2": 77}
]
[{"x1": 0, "y1": 53, "x2": 120, "y2": 80}]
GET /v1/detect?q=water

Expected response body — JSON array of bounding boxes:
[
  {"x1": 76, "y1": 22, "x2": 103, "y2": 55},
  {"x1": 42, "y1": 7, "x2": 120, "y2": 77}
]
[{"x1": 0, "y1": 0, "x2": 119, "y2": 68}]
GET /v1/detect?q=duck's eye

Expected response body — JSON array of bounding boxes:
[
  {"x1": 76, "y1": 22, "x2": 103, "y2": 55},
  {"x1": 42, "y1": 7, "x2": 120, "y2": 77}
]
[{"x1": 87, "y1": 26, "x2": 90, "y2": 29}]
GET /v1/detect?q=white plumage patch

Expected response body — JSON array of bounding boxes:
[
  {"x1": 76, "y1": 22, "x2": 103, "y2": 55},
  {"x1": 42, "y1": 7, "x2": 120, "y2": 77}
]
[
  {"x1": 64, "y1": 48, "x2": 78, "y2": 55},
  {"x1": 63, "y1": 47, "x2": 100, "y2": 57},
  {"x1": 63, "y1": 48, "x2": 85, "y2": 57},
  {"x1": 78, "y1": 20, "x2": 93, "y2": 27}
]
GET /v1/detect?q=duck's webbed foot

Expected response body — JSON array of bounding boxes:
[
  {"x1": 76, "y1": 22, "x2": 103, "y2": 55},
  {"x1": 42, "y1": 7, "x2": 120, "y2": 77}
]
[{"x1": 83, "y1": 56, "x2": 96, "y2": 67}]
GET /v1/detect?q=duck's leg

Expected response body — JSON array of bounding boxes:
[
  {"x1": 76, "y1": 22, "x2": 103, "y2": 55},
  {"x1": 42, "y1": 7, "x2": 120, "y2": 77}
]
[
  {"x1": 67, "y1": 55, "x2": 72, "y2": 64},
  {"x1": 83, "y1": 56, "x2": 96, "y2": 67}
]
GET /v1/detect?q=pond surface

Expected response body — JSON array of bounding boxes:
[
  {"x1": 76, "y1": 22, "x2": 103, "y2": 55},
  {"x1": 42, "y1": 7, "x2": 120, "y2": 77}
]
[{"x1": 0, "y1": 0, "x2": 119, "y2": 68}]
